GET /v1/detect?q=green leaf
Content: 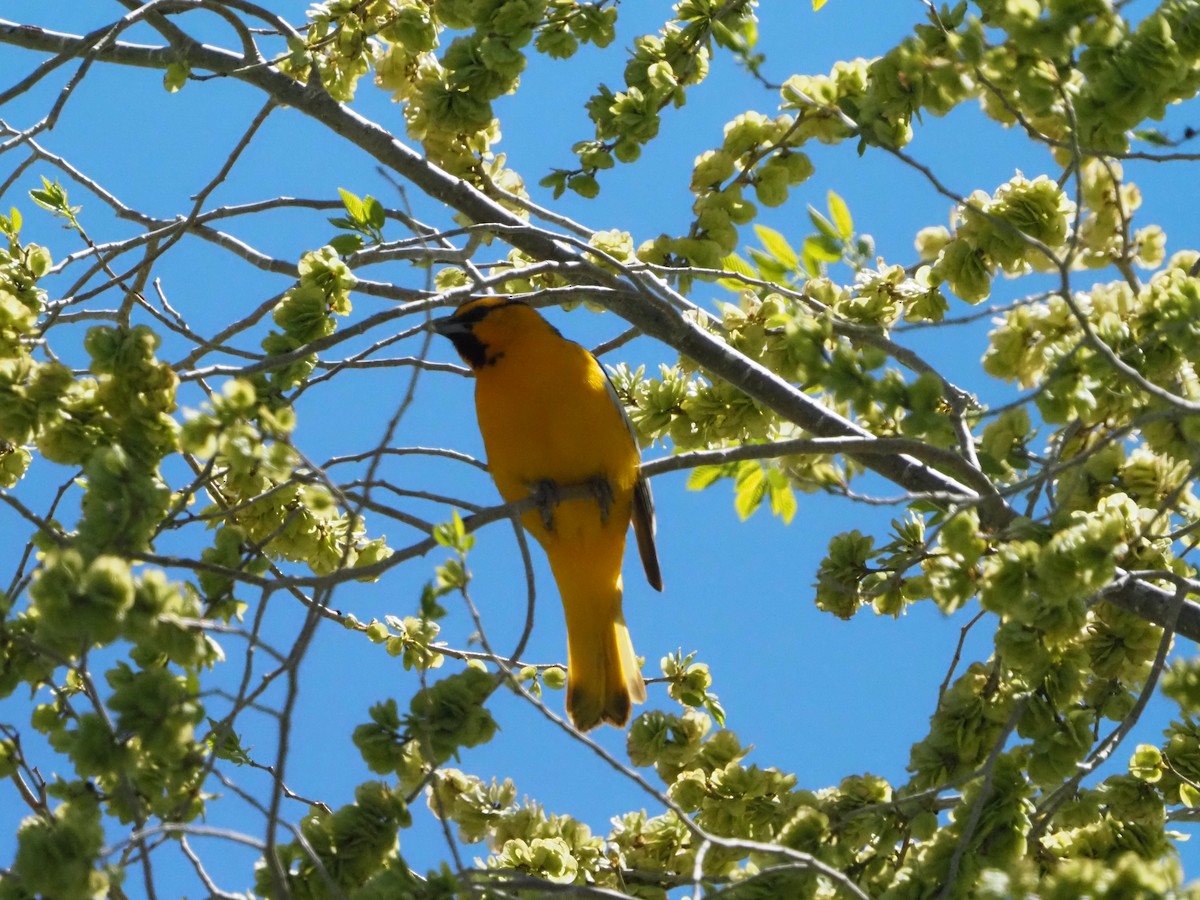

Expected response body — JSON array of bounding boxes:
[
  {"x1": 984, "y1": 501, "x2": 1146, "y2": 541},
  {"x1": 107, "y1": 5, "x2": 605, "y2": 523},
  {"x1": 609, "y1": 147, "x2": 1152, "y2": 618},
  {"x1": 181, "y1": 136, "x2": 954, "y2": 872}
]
[
  {"x1": 803, "y1": 234, "x2": 842, "y2": 263},
  {"x1": 807, "y1": 205, "x2": 840, "y2": 243},
  {"x1": 768, "y1": 478, "x2": 797, "y2": 525},
  {"x1": 206, "y1": 718, "x2": 251, "y2": 765},
  {"x1": 538, "y1": 170, "x2": 568, "y2": 200},
  {"x1": 753, "y1": 224, "x2": 799, "y2": 271},
  {"x1": 946, "y1": 1, "x2": 968, "y2": 27},
  {"x1": 433, "y1": 511, "x2": 473, "y2": 552},
  {"x1": 705, "y1": 695, "x2": 726, "y2": 727},
  {"x1": 827, "y1": 190, "x2": 853, "y2": 240},
  {"x1": 163, "y1": 61, "x2": 190, "y2": 93},
  {"x1": 733, "y1": 462, "x2": 766, "y2": 520},
  {"x1": 420, "y1": 583, "x2": 448, "y2": 620},
  {"x1": 1181, "y1": 781, "x2": 1200, "y2": 808},
  {"x1": 328, "y1": 233, "x2": 364, "y2": 256},
  {"x1": 364, "y1": 195, "x2": 385, "y2": 231},
  {"x1": 686, "y1": 464, "x2": 727, "y2": 491},
  {"x1": 721, "y1": 252, "x2": 757, "y2": 280},
  {"x1": 710, "y1": 20, "x2": 738, "y2": 50},
  {"x1": 718, "y1": 253, "x2": 758, "y2": 291},
  {"x1": 747, "y1": 247, "x2": 790, "y2": 283},
  {"x1": 30, "y1": 177, "x2": 81, "y2": 224},
  {"x1": 567, "y1": 172, "x2": 600, "y2": 199},
  {"x1": 911, "y1": 811, "x2": 939, "y2": 840},
  {"x1": 1132, "y1": 129, "x2": 1172, "y2": 147},
  {"x1": 29, "y1": 191, "x2": 58, "y2": 213},
  {"x1": 338, "y1": 187, "x2": 365, "y2": 222},
  {"x1": 743, "y1": 18, "x2": 759, "y2": 50}
]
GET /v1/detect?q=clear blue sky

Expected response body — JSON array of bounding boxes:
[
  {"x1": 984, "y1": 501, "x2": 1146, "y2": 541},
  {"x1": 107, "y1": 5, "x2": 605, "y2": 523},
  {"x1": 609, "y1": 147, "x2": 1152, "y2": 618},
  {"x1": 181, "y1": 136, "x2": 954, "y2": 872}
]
[{"x1": 1, "y1": 0, "x2": 1197, "y2": 893}]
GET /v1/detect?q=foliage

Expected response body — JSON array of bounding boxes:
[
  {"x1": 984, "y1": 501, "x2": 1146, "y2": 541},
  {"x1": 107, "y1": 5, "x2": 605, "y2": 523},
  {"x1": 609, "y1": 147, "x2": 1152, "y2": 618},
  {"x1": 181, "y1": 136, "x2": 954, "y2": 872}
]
[{"x1": 1, "y1": 0, "x2": 1200, "y2": 897}]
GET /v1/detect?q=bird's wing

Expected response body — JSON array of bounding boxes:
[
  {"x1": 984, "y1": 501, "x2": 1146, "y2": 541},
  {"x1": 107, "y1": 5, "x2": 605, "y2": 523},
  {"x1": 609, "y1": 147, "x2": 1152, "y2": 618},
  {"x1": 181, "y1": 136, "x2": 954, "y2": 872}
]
[
  {"x1": 600, "y1": 361, "x2": 663, "y2": 592},
  {"x1": 631, "y1": 474, "x2": 663, "y2": 592}
]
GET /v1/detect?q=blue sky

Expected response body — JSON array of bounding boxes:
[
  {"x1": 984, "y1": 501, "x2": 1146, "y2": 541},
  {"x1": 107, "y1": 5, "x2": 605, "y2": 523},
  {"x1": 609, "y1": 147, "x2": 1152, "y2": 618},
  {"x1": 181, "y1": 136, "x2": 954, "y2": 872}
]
[{"x1": 1, "y1": 0, "x2": 1198, "y2": 893}]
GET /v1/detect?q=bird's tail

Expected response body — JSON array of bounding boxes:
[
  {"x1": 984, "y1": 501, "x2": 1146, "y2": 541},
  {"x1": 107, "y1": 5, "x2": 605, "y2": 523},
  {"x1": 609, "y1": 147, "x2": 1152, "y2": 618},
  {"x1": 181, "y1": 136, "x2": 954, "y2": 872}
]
[{"x1": 562, "y1": 580, "x2": 646, "y2": 732}]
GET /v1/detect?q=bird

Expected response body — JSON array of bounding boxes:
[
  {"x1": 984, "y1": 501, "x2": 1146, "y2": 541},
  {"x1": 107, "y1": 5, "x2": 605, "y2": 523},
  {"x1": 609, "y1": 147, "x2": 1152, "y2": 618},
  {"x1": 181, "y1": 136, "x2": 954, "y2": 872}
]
[{"x1": 432, "y1": 296, "x2": 662, "y2": 731}]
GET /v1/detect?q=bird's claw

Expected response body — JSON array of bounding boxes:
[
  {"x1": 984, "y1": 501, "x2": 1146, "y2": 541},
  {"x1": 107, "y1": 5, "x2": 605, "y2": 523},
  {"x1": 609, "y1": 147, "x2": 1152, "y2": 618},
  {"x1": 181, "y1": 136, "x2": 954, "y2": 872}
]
[
  {"x1": 588, "y1": 476, "x2": 614, "y2": 525},
  {"x1": 529, "y1": 477, "x2": 614, "y2": 529},
  {"x1": 531, "y1": 479, "x2": 560, "y2": 531}
]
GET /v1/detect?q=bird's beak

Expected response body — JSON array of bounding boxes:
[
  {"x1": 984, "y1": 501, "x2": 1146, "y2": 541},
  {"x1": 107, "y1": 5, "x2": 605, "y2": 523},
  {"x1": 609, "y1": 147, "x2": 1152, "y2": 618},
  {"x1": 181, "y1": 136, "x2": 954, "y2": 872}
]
[{"x1": 430, "y1": 314, "x2": 469, "y2": 337}]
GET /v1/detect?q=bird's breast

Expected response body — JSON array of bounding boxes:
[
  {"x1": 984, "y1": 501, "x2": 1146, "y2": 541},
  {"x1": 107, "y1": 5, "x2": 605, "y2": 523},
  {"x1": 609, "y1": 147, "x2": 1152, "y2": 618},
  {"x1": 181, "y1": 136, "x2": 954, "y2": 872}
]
[{"x1": 473, "y1": 342, "x2": 639, "y2": 506}]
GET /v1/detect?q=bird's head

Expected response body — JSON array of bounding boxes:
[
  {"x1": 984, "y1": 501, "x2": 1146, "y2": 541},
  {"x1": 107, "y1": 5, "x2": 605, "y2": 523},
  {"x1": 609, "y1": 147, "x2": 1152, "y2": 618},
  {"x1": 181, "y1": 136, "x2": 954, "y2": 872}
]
[{"x1": 431, "y1": 297, "x2": 557, "y2": 370}]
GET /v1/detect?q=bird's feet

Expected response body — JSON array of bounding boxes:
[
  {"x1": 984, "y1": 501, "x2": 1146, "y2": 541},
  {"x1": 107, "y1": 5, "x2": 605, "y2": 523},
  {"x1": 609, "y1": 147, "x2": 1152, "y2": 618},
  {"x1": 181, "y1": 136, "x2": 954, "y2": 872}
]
[
  {"x1": 587, "y1": 475, "x2": 614, "y2": 525},
  {"x1": 530, "y1": 479, "x2": 561, "y2": 531},
  {"x1": 528, "y1": 476, "x2": 614, "y2": 529}
]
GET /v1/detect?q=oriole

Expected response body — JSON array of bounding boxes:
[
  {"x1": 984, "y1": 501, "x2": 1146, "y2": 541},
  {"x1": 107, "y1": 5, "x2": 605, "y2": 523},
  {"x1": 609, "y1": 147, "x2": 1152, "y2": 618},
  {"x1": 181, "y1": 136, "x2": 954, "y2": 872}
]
[{"x1": 432, "y1": 297, "x2": 662, "y2": 731}]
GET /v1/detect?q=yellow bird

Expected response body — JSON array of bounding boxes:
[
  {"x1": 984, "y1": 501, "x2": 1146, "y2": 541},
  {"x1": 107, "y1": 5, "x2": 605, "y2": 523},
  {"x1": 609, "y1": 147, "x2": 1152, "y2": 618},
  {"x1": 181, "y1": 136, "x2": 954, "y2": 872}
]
[{"x1": 432, "y1": 296, "x2": 662, "y2": 731}]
